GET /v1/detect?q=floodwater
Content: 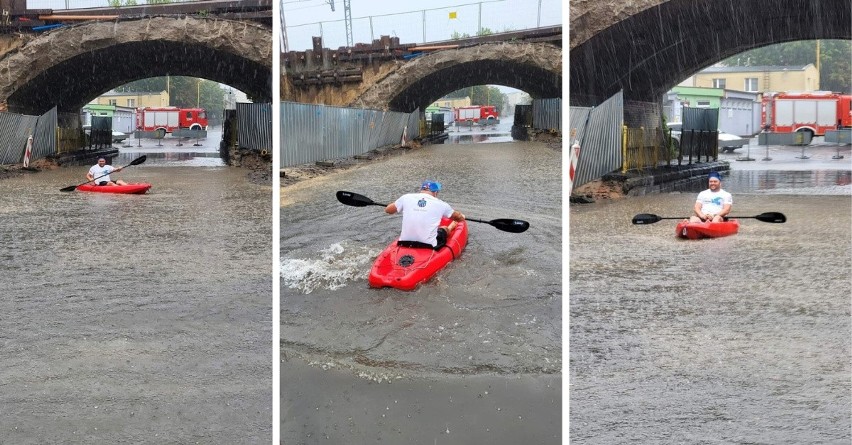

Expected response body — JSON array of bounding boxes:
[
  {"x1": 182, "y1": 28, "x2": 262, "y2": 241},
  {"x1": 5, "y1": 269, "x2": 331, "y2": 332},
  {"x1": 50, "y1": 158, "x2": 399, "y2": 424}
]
[
  {"x1": 446, "y1": 118, "x2": 514, "y2": 144},
  {"x1": 0, "y1": 144, "x2": 272, "y2": 444},
  {"x1": 281, "y1": 140, "x2": 562, "y2": 443},
  {"x1": 569, "y1": 169, "x2": 851, "y2": 443}
]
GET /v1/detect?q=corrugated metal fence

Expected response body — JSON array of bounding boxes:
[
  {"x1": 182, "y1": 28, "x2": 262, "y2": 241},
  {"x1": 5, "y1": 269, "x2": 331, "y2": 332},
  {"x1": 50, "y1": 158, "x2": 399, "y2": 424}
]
[
  {"x1": 568, "y1": 91, "x2": 624, "y2": 190},
  {"x1": 532, "y1": 98, "x2": 561, "y2": 131},
  {"x1": 0, "y1": 107, "x2": 57, "y2": 165},
  {"x1": 280, "y1": 101, "x2": 420, "y2": 168},
  {"x1": 237, "y1": 103, "x2": 273, "y2": 152}
]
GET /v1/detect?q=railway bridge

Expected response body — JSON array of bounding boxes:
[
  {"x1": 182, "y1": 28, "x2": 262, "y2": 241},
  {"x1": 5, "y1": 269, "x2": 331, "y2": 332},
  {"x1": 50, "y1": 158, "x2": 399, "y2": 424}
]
[
  {"x1": 569, "y1": 0, "x2": 851, "y2": 107},
  {"x1": 0, "y1": 0, "x2": 272, "y2": 115},
  {"x1": 282, "y1": 26, "x2": 563, "y2": 112}
]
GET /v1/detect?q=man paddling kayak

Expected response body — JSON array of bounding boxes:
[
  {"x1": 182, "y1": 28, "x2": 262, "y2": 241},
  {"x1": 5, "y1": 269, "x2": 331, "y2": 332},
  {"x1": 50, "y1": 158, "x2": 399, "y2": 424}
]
[
  {"x1": 87, "y1": 157, "x2": 128, "y2": 186},
  {"x1": 385, "y1": 180, "x2": 465, "y2": 249},
  {"x1": 690, "y1": 171, "x2": 732, "y2": 223}
]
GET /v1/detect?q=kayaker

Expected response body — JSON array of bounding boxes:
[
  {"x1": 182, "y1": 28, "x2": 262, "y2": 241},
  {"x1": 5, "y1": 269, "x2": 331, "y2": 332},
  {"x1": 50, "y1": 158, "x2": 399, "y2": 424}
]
[
  {"x1": 690, "y1": 171, "x2": 732, "y2": 223},
  {"x1": 87, "y1": 157, "x2": 128, "y2": 186},
  {"x1": 385, "y1": 180, "x2": 466, "y2": 249}
]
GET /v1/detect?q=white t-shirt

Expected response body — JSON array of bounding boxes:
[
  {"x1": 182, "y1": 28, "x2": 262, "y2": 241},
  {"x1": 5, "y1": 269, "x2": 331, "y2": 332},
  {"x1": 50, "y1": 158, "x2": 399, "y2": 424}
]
[
  {"x1": 394, "y1": 192, "x2": 454, "y2": 247},
  {"x1": 695, "y1": 188, "x2": 732, "y2": 215},
  {"x1": 88, "y1": 164, "x2": 115, "y2": 184}
]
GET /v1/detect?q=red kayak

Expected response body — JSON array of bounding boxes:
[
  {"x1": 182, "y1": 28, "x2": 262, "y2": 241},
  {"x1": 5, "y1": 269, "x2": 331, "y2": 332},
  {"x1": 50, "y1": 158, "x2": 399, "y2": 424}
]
[
  {"x1": 76, "y1": 183, "x2": 152, "y2": 194},
  {"x1": 676, "y1": 219, "x2": 740, "y2": 239},
  {"x1": 369, "y1": 218, "x2": 468, "y2": 291}
]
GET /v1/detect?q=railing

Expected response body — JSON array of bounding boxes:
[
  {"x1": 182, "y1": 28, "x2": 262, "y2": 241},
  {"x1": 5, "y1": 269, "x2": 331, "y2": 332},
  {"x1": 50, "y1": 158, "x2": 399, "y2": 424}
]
[
  {"x1": 56, "y1": 127, "x2": 84, "y2": 154},
  {"x1": 283, "y1": 0, "x2": 562, "y2": 50},
  {"x1": 27, "y1": 0, "x2": 203, "y2": 10},
  {"x1": 622, "y1": 126, "x2": 668, "y2": 173}
]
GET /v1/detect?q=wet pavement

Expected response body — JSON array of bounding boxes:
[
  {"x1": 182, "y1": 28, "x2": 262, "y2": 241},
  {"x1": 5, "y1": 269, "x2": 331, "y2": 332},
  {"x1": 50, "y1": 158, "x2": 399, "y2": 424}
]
[
  {"x1": 0, "y1": 131, "x2": 272, "y2": 444},
  {"x1": 569, "y1": 141, "x2": 851, "y2": 443},
  {"x1": 281, "y1": 138, "x2": 562, "y2": 443}
]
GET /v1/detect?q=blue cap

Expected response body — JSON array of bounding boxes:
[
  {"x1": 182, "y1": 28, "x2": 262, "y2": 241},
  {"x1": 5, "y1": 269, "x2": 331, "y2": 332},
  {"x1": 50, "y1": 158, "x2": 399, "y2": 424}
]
[
  {"x1": 708, "y1": 171, "x2": 721, "y2": 181},
  {"x1": 421, "y1": 180, "x2": 442, "y2": 192}
]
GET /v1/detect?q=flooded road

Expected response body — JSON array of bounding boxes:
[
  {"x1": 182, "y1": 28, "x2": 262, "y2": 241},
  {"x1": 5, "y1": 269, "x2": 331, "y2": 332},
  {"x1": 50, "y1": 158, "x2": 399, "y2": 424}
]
[
  {"x1": 281, "y1": 140, "x2": 561, "y2": 443},
  {"x1": 569, "y1": 170, "x2": 851, "y2": 443},
  {"x1": 0, "y1": 146, "x2": 272, "y2": 444}
]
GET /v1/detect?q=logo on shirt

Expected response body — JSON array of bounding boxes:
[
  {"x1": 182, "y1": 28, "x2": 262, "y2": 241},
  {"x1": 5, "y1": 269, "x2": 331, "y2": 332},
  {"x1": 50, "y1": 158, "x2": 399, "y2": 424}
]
[
  {"x1": 711, "y1": 197, "x2": 723, "y2": 206},
  {"x1": 417, "y1": 198, "x2": 427, "y2": 208}
]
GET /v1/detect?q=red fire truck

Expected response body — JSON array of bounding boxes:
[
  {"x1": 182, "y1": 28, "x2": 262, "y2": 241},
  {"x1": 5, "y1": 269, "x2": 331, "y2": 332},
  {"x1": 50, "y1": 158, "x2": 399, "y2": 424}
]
[
  {"x1": 454, "y1": 105, "x2": 500, "y2": 124},
  {"x1": 136, "y1": 107, "x2": 208, "y2": 136},
  {"x1": 761, "y1": 92, "x2": 852, "y2": 138}
]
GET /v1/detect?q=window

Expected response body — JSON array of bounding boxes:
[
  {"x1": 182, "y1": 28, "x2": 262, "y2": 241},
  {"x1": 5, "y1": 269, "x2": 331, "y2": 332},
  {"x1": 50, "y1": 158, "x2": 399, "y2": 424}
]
[
  {"x1": 712, "y1": 78, "x2": 726, "y2": 89},
  {"x1": 127, "y1": 99, "x2": 135, "y2": 107},
  {"x1": 696, "y1": 100, "x2": 711, "y2": 108},
  {"x1": 108, "y1": 99, "x2": 117, "y2": 105},
  {"x1": 744, "y1": 78, "x2": 758, "y2": 92},
  {"x1": 185, "y1": 111, "x2": 192, "y2": 119}
]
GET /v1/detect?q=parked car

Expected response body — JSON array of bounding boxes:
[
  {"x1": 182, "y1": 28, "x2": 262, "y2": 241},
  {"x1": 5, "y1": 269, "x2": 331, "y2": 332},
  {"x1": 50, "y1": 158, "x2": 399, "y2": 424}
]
[
  {"x1": 667, "y1": 122, "x2": 749, "y2": 153},
  {"x1": 111, "y1": 131, "x2": 129, "y2": 143},
  {"x1": 84, "y1": 125, "x2": 130, "y2": 144}
]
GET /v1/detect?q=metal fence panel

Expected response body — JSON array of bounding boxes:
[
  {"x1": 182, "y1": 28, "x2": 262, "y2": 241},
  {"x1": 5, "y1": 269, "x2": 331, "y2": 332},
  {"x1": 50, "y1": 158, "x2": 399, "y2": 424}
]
[
  {"x1": 570, "y1": 91, "x2": 624, "y2": 189},
  {"x1": 682, "y1": 107, "x2": 718, "y2": 131},
  {"x1": 0, "y1": 113, "x2": 40, "y2": 165},
  {"x1": 32, "y1": 107, "x2": 57, "y2": 161},
  {"x1": 280, "y1": 101, "x2": 420, "y2": 168},
  {"x1": 236, "y1": 102, "x2": 272, "y2": 152},
  {"x1": 533, "y1": 98, "x2": 561, "y2": 131}
]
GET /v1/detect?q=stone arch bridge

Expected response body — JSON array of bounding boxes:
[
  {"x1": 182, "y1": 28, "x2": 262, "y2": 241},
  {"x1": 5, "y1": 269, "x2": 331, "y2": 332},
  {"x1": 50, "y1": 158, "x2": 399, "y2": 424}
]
[
  {"x1": 570, "y1": 0, "x2": 851, "y2": 106},
  {"x1": 282, "y1": 28, "x2": 562, "y2": 113},
  {"x1": 0, "y1": 16, "x2": 272, "y2": 115}
]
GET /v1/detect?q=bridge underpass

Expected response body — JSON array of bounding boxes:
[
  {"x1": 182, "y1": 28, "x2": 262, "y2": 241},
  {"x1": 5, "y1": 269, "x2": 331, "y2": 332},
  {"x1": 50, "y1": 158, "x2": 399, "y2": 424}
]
[
  {"x1": 0, "y1": 16, "x2": 272, "y2": 115},
  {"x1": 569, "y1": 0, "x2": 851, "y2": 106},
  {"x1": 282, "y1": 28, "x2": 562, "y2": 112}
]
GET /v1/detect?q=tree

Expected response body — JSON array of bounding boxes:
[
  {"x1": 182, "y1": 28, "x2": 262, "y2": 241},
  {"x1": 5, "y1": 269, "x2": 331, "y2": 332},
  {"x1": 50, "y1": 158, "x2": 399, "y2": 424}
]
[{"x1": 720, "y1": 40, "x2": 851, "y2": 93}]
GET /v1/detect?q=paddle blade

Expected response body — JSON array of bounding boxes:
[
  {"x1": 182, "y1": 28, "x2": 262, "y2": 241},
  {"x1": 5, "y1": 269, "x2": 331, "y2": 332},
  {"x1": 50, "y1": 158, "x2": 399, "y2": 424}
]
[
  {"x1": 60, "y1": 184, "x2": 79, "y2": 192},
  {"x1": 755, "y1": 212, "x2": 786, "y2": 223},
  {"x1": 487, "y1": 219, "x2": 530, "y2": 233},
  {"x1": 632, "y1": 213, "x2": 662, "y2": 224},
  {"x1": 129, "y1": 155, "x2": 147, "y2": 166},
  {"x1": 336, "y1": 190, "x2": 382, "y2": 207}
]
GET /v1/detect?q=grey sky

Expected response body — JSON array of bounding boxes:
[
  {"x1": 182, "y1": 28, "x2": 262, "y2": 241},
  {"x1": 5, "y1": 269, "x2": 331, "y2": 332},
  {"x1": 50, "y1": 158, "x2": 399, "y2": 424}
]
[{"x1": 282, "y1": 0, "x2": 562, "y2": 52}]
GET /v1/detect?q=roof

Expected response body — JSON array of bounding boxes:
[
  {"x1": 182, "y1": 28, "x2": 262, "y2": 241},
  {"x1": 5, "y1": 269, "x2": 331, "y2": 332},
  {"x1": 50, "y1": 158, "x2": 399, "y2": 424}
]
[
  {"x1": 99, "y1": 90, "x2": 167, "y2": 97},
  {"x1": 700, "y1": 64, "x2": 814, "y2": 74}
]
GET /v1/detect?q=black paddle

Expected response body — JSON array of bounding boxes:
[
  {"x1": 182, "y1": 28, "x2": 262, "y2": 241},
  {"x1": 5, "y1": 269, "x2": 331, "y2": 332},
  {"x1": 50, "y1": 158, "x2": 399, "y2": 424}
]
[
  {"x1": 60, "y1": 155, "x2": 147, "y2": 192},
  {"x1": 336, "y1": 190, "x2": 530, "y2": 233},
  {"x1": 632, "y1": 212, "x2": 786, "y2": 225}
]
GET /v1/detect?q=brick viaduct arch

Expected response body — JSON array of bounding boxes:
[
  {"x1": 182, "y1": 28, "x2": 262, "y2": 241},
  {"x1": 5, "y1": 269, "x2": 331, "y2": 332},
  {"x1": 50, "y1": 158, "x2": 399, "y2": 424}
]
[
  {"x1": 350, "y1": 42, "x2": 562, "y2": 113},
  {"x1": 569, "y1": 0, "x2": 851, "y2": 106},
  {"x1": 0, "y1": 16, "x2": 272, "y2": 114}
]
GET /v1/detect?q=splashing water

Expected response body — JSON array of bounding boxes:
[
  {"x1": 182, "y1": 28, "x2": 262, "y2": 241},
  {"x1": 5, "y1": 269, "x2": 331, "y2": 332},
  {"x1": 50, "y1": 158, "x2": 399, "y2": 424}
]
[{"x1": 281, "y1": 242, "x2": 378, "y2": 294}]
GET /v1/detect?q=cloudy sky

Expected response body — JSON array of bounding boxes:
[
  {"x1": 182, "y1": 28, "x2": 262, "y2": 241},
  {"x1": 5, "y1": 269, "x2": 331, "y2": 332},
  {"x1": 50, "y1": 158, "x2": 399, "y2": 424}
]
[{"x1": 281, "y1": 0, "x2": 563, "y2": 52}]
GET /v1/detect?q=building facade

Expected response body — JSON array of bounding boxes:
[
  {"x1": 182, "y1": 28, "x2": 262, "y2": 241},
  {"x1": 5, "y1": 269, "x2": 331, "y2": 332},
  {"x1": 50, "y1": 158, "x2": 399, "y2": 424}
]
[
  {"x1": 89, "y1": 90, "x2": 170, "y2": 108},
  {"x1": 688, "y1": 64, "x2": 820, "y2": 94},
  {"x1": 664, "y1": 86, "x2": 761, "y2": 136}
]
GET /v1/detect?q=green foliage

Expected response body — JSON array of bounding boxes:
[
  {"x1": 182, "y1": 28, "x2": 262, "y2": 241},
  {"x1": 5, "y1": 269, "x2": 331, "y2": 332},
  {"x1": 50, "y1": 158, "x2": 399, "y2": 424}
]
[
  {"x1": 721, "y1": 40, "x2": 851, "y2": 93},
  {"x1": 451, "y1": 27, "x2": 498, "y2": 39},
  {"x1": 147, "y1": 0, "x2": 173, "y2": 4}
]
